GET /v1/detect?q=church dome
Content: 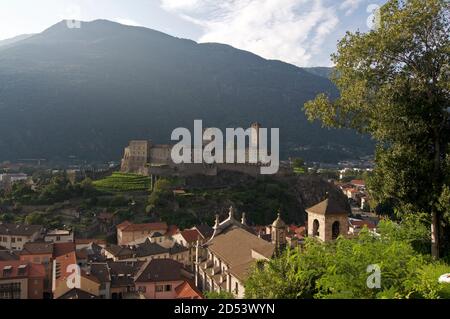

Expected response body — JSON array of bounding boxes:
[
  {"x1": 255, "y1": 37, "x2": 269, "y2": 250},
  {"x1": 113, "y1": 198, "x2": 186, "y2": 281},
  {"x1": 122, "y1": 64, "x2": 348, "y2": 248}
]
[{"x1": 272, "y1": 213, "x2": 286, "y2": 228}]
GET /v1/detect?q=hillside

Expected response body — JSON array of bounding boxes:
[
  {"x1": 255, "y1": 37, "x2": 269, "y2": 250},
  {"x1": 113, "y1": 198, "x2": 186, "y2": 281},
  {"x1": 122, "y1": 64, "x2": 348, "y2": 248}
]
[{"x1": 0, "y1": 20, "x2": 373, "y2": 163}]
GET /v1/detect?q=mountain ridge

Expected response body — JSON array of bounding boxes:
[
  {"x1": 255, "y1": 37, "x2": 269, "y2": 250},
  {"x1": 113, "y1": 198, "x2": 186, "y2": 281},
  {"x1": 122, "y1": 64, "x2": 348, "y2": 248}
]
[{"x1": 0, "y1": 20, "x2": 372, "y2": 163}]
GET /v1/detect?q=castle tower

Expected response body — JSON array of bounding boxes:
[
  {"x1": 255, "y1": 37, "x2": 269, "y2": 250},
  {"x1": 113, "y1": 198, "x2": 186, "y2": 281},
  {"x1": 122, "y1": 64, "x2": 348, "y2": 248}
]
[
  {"x1": 249, "y1": 122, "x2": 261, "y2": 163},
  {"x1": 271, "y1": 212, "x2": 287, "y2": 252},
  {"x1": 306, "y1": 193, "x2": 349, "y2": 242}
]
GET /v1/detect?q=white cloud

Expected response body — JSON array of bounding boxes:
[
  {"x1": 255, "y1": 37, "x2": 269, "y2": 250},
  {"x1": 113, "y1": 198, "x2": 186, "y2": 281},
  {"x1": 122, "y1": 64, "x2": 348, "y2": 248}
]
[
  {"x1": 339, "y1": 0, "x2": 362, "y2": 16},
  {"x1": 160, "y1": 0, "x2": 339, "y2": 67},
  {"x1": 114, "y1": 18, "x2": 142, "y2": 27}
]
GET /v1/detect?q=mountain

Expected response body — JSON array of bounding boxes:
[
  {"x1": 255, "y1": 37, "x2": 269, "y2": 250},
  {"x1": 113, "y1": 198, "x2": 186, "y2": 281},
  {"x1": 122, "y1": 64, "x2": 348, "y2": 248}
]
[
  {"x1": 0, "y1": 20, "x2": 372, "y2": 163},
  {"x1": 304, "y1": 67, "x2": 334, "y2": 79},
  {"x1": 0, "y1": 34, "x2": 34, "y2": 48}
]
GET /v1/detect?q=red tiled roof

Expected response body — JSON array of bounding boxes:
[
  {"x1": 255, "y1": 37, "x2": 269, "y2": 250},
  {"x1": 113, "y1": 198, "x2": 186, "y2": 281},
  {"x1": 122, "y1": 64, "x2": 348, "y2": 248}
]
[
  {"x1": 179, "y1": 229, "x2": 201, "y2": 243},
  {"x1": 0, "y1": 261, "x2": 45, "y2": 279},
  {"x1": 53, "y1": 242, "x2": 76, "y2": 258},
  {"x1": 351, "y1": 179, "x2": 365, "y2": 186},
  {"x1": 175, "y1": 281, "x2": 203, "y2": 299},
  {"x1": 166, "y1": 225, "x2": 179, "y2": 237},
  {"x1": 349, "y1": 220, "x2": 376, "y2": 229}
]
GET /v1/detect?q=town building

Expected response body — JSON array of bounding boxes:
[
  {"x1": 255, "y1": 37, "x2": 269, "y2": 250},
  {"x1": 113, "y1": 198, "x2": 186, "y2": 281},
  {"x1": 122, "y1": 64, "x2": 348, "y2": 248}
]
[
  {"x1": 20, "y1": 242, "x2": 54, "y2": 297},
  {"x1": 117, "y1": 221, "x2": 169, "y2": 246},
  {"x1": 0, "y1": 261, "x2": 45, "y2": 299},
  {"x1": 195, "y1": 207, "x2": 275, "y2": 298},
  {"x1": 306, "y1": 195, "x2": 349, "y2": 242},
  {"x1": 0, "y1": 223, "x2": 44, "y2": 250},
  {"x1": 134, "y1": 259, "x2": 201, "y2": 299},
  {"x1": 44, "y1": 229, "x2": 74, "y2": 243}
]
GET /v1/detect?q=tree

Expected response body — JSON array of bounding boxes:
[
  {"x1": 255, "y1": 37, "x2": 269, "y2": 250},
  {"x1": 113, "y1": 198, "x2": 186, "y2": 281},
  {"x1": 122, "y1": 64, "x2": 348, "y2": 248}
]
[
  {"x1": 204, "y1": 291, "x2": 235, "y2": 299},
  {"x1": 245, "y1": 222, "x2": 450, "y2": 299},
  {"x1": 304, "y1": 0, "x2": 450, "y2": 258},
  {"x1": 25, "y1": 211, "x2": 46, "y2": 225},
  {"x1": 292, "y1": 158, "x2": 306, "y2": 174}
]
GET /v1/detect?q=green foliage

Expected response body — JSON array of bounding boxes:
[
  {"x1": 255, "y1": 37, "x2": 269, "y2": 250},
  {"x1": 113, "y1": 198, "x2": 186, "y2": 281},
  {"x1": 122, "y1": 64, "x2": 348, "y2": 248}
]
[
  {"x1": 148, "y1": 179, "x2": 173, "y2": 208},
  {"x1": 292, "y1": 158, "x2": 306, "y2": 174},
  {"x1": 404, "y1": 263, "x2": 450, "y2": 299},
  {"x1": 24, "y1": 212, "x2": 46, "y2": 225},
  {"x1": 303, "y1": 0, "x2": 450, "y2": 257},
  {"x1": 93, "y1": 172, "x2": 151, "y2": 193},
  {"x1": 204, "y1": 291, "x2": 235, "y2": 299},
  {"x1": 245, "y1": 221, "x2": 450, "y2": 299}
]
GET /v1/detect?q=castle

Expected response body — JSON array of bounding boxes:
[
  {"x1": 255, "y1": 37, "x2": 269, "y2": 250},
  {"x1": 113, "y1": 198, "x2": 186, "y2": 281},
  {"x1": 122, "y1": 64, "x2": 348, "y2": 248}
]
[{"x1": 120, "y1": 123, "x2": 290, "y2": 178}]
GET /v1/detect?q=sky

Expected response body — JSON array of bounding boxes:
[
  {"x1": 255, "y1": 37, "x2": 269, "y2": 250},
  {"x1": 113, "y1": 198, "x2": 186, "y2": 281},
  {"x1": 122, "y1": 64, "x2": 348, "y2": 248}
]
[{"x1": 0, "y1": 0, "x2": 387, "y2": 67}]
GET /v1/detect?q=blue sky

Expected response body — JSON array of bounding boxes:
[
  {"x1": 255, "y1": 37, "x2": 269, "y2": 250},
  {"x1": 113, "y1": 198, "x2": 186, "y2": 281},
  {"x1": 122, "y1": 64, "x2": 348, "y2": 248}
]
[{"x1": 0, "y1": 0, "x2": 386, "y2": 67}]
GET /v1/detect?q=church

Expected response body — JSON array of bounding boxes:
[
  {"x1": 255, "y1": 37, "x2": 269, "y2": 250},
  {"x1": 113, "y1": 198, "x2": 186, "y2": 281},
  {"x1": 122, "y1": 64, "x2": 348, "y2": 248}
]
[
  {"x1": 194, "y1": 207, "x2": 283, "y2": 298},
  {"x1": 194, "y1": 195, "x2": 349, "y2": 298}
]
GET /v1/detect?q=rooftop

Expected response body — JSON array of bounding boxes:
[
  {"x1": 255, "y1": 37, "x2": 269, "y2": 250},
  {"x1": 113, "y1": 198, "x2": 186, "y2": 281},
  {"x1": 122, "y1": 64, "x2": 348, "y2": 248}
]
[{"x1": 0, "y1": 223, "x2": 43, "y2": 237}]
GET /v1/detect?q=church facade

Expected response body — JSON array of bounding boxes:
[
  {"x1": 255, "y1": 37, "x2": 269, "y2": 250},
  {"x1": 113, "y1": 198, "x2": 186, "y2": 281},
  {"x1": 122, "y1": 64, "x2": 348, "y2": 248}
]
[{"x1": 194, "y1": 207, "x2": 279, "y2": 298}]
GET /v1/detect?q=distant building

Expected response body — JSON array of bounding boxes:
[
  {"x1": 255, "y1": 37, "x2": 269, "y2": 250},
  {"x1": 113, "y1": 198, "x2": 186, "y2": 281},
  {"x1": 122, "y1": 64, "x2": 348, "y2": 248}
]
[
  {"x1": 117, "y1": 221, "x2": 169, "y2": 246},
  {"x1": 0, "y1": 261, "x2": 46, "y2": 299},
  {"x1": 120, "y1": 123, "x2": 291, "y2": 179},
  {"x1": 0, "y1": 223, "x2": 44, "y2": 250},
  {"x1": 52, "y1": 243, "x2": 101, "y2": 299},
  {"x1": 134, "y1": 259, "x2": 201, "y2": 299},
  {"x1": 19, "y1": 242, "x2": 54, "y2": 296},
  {"x1": 348, "y1": 218, "x2": 377, "y2": 235},
  {"x1": 44, "y1": 229, "x2": 74, "y2": 243}
]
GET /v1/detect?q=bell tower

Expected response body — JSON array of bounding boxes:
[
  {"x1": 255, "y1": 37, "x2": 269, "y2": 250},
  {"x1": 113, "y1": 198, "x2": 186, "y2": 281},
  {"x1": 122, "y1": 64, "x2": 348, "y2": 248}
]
[
  {"x1": 271, "y1": 212, "x2": 287, "y2": 252},
  {"x1": 306, "y1": 193, "x2": 349, "y2": 242}
]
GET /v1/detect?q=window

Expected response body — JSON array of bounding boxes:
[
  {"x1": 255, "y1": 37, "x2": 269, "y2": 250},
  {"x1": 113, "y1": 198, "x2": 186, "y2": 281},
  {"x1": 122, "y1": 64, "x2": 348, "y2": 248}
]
[
  {"x1": 11, "y1": 237, "x2": 15, "y2": 243},
  {"x1": 155, "y1": 285, "x2": 164, "y2": 292},
  {"x1": 235, "y1": 282, "x2": 239, "y2": 294},
  {"x1": 56, "y1": 236, "x2": 61, "y2": 241},
  {"x1": 332, "y1": 221, "x2": 340, "y2": 240},
  {"x1": 313, "y1": 219, "x2": 320, "y2": 237},
  {"x1": 165, "y1": 285, "x2": 172, "y2": 292},
  {"x1": 139, "y1": 286, "x2": 147, "y2": 293},
  {"x1": 17, "y1": 238, "x2": 22, "y2": 242}
]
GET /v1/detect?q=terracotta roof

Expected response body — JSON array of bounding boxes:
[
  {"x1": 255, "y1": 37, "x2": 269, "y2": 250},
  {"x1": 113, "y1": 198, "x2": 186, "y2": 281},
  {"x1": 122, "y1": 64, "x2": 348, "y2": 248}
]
[
  {"x1": 208, "y1": 226, "x2": 275, "y2": 280},
  {"x1": 179, "y1": 229, "x2": 202, "y2": 243},
  {"x1": 117, "y1": 221, "x2": 168, "y2": 233},
  {"x1": 0, "y1": 261, "x2": 45, "y2": 279},
  {"x1": 351, "y1": 179, "x2": 365, "y2": 186},
  {"x1": 306, "y1": 197, "x2": 348, "y2": 216},
  {"x1": 53, "y1": 242, "x2": 76, "y2": 258},
  {"x1": 175, "y1": 281, "x2": 203, "y2": 299},
  {"x1": 349, "y1": 219, "x2": 376, "y2": 229},
  {"x1": 135, "y1": 259, "x2": 184, "y2": 283},
  {"x1": 21, "y1": 242, "x2": 54, "y2": 255},
  {"x1": 166, "y1": 225, "x2": 179, "y2": 237}
]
